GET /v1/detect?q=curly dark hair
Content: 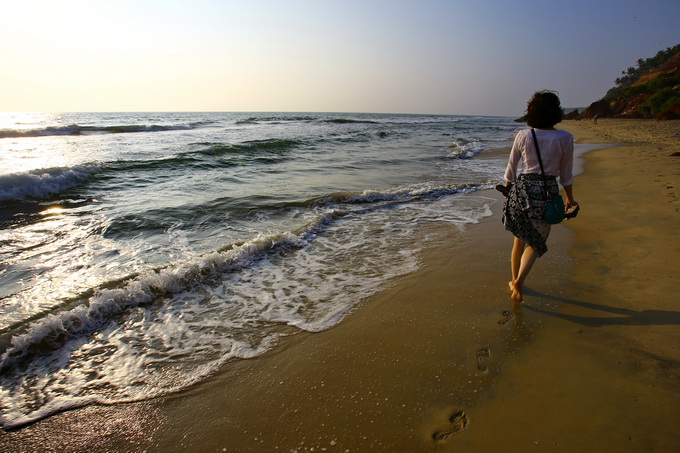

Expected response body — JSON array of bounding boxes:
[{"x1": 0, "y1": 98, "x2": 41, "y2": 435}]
[{"x1": 525, "y1": 91, "x2": 563, "y2": 128}]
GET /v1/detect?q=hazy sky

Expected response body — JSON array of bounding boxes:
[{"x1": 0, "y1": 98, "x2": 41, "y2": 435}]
[{"x1": 1, "y1": 0, "x2": 678, "y2": 116}]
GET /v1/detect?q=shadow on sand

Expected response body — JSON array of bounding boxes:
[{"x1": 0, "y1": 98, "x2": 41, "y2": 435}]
[{"x1": 520, "y1": 288, "x2": 680, "y2": 328}]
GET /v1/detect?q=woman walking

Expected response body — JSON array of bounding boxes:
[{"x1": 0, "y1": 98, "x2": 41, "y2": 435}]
[{"x1": 502, "y1": 91, "x2": 578, "y2": 303}]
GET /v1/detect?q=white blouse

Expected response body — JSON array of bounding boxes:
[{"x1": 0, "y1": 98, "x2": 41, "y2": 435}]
[{"x1": 504, "y1": 128, "x2": 574, "y2": 186}]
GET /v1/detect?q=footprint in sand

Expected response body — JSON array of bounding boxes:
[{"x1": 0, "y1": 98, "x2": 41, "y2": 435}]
[
  {"x1": 476, "y1": 348, "x2": 490, "y2": 372},
  {"x1": 432, "y1": 410, "x2": 469, "y2": 442},
  {"x1": 498, "y1": 309, "x2": 514, "y2": 325}
]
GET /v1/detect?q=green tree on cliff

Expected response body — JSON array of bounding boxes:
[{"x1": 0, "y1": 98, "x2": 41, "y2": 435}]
[{"x1": 614, "y1": 44, "x2": 680, "y2": 87}]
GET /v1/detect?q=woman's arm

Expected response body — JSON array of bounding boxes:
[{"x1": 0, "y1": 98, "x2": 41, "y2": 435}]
[
  {"x1": 504, "y1": 132, "x2": 524, "y2": 183},
  {"x1": 563, "y1": 184, "x2": 577, "y2": 207}
]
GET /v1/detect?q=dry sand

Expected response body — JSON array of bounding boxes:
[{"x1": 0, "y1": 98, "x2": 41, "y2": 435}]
[{"x1": 1, "y1": 119, "x2": 679, "y2": 452}]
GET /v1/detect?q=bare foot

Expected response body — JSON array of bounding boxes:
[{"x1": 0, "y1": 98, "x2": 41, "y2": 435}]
[
  {"x1": 511, "y1": 289, "x2": 523, "y2": 303},
  {"x1": 509, "y1": 281, "x2": 523, "y2": 303}
]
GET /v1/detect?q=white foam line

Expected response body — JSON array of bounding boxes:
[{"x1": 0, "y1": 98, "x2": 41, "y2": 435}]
[{"x1": 0, "y1": 232, "x2": 307, "y2": 371}]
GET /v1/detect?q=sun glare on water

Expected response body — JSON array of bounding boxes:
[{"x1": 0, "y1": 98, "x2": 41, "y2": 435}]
[
  {"x1": 0, "y1": 112, "x2": 53, "y2": 130},
  {"x1": 0, "y1": 112, "x2": 71, "y2": 175}
]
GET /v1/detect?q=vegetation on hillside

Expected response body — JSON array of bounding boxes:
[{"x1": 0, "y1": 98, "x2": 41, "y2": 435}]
[
  {"x1": 580, "y1": 44, "x2": 680, "y2": 120},
  {"x1": 612, "y1": 45, "x2": 680, "y2": 88}
]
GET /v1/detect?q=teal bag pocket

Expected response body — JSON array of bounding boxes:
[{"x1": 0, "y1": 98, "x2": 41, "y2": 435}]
[{"x1": 544, "y1": 194, "x2": 565, "y2": 224}]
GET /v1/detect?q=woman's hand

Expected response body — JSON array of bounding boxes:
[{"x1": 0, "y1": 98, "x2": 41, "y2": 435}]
[{"x1": 565, "y1": 200, "x2": 580, "y2": 219}]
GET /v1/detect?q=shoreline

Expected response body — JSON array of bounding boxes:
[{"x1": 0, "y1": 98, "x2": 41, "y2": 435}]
[
  {"x1": 0, "y1": 196, "x2": 576, "y2": 452},
  {"x1": 2, "y1": 119, "x2": 679, "y2": 452}
]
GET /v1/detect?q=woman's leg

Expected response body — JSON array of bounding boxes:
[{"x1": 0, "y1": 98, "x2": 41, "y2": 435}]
[
  {"x1": 510, "y1": 237, "x2": 525, "y2": 283},
  {"x1": 510, "y1": 244, "x2": 539, "y2": 303}
]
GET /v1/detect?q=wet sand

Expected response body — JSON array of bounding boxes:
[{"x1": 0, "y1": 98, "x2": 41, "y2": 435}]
[{"x1": 2, "y1": 119, "x2": 679, "y2": 452}]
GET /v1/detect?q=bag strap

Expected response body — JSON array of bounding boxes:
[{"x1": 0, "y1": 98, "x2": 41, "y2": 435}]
[
  {"x1": 531, "y1": 128, "x2": 552, "y2": 199},
  {"x1": 531, "y1": 128, "x2": 547, "y2": 178}
]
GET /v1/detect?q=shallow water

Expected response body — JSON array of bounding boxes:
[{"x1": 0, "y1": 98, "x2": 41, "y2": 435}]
[{"x1": 0, "y1": 111, "x2": 518, "y2": 428}]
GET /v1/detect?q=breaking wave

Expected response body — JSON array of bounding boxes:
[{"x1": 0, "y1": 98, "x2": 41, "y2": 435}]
[
  {"x1": 191, "y1": 139, "x2": 303, "y2": 155},
  {"x1": 0, "y1": 122, "x2": 205, "y2": 139},
  {"x1": 0, "y1": 166, "x2": 102, "y2": 201}
]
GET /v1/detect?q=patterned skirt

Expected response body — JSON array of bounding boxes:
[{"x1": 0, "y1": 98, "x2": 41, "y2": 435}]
[{"x1": 502, "y1": 174, "x2": 560, "y2": 257}]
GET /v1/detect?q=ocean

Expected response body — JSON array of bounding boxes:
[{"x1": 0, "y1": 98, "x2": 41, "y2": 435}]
[{"x1": 0, "y1": 111, "x2": 518, "y2": 429}]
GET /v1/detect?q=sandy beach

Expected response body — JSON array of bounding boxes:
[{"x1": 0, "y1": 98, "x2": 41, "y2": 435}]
[
  {"x1": 2, "y1": 119, "x2": 679, "y2": 452},
  {"x1": 455, "y1": 119, "x2": 680, "y2": 452}
]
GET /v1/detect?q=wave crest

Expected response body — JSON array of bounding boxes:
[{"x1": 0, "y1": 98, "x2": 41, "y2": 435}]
[
  {"x1": 192, "y1": 139, "x2": 303, "y2": 155},
  {"x1": 448, "y1": 138, "x2": 484, "y2": 159},
  {"x1": 0, "y1": 166, "x2": 102, "y2": 201},
  {"x1": 0, "y1": 122, "x2": 204, "y2": 139},
  {"x1": 0, "y1": 232, "x2": 306, "y2": 372}
]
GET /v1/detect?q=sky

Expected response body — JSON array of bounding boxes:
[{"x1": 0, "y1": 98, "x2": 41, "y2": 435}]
[{"x1": 1, "y1": 0, "x2": 679, "y2": 116}]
